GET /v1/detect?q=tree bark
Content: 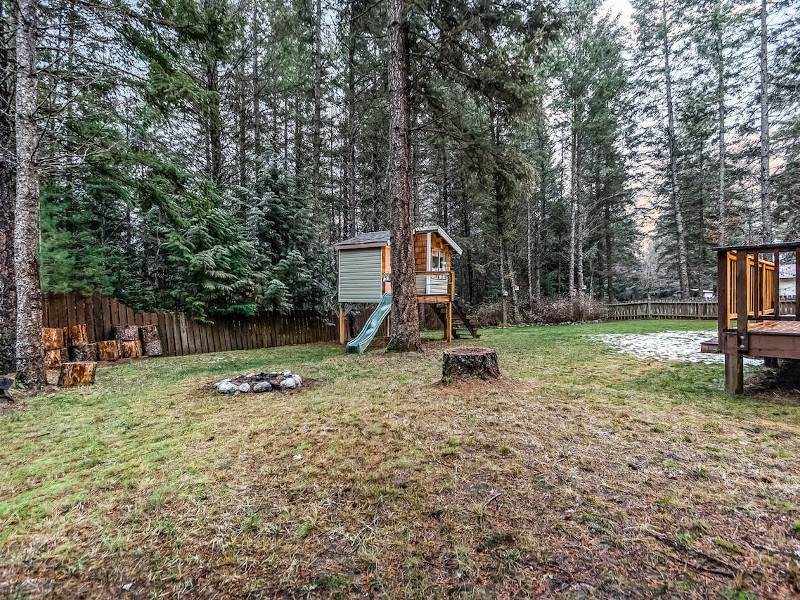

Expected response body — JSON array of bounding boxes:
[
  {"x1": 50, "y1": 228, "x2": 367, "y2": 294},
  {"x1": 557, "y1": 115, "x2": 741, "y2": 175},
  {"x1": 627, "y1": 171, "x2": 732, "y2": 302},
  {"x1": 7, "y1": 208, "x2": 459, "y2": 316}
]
[
  {"x1": 569, "y1": 124, "x2": 577, "y2": 296},
  {"x1": 207, "y1": 58, "x2": 222, "y2": 184},
  {"x1": 311, "y1": 0, "x2": 323, "y2": 214},
  {"x1": 758, "y1": 0, "x2": 771, "y2": 243},
  {"x1": 0, "y1": 0, "x2": 15, "y2": 375},
  {"x1": 252, "y1": 0, "x2": 261, "y2": 162},
  {"x1": 14, "y1": 0, "x2": 45, "y2": 388},
  {"x1": 715, "y1": 2, "x2": 726, "y2": 246},
  {"x1": 386, "y1": 0, "x2": 420, "y2": 352},
  {"x1": 661, "y1": 0, "x2": 690, "y2": 298}
]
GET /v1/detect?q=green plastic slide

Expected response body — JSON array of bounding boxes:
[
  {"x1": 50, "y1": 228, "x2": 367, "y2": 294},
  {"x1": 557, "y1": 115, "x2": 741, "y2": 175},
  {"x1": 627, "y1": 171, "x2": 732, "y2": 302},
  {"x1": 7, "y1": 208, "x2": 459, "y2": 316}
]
[{"x1": 346, "y1": 293, "x2": 392, "y2": 354}]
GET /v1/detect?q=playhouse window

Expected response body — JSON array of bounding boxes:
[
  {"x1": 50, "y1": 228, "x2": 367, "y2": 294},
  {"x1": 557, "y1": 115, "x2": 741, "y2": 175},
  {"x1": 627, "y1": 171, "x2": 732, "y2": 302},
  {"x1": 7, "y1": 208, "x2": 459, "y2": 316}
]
[{"x1": 432, "y1": 250, "x2": 446, "y2": 271}]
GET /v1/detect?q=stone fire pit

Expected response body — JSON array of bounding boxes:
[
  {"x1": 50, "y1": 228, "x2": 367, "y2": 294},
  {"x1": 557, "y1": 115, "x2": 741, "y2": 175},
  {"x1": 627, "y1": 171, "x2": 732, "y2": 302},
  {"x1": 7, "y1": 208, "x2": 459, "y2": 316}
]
[{"x1": 214, "y1": 370, "x2": 302, "y2": 394}]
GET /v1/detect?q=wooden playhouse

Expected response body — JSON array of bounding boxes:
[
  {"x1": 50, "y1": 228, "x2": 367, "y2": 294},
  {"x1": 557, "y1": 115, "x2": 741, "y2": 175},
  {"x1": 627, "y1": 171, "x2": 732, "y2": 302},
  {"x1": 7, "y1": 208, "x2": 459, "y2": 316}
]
[{"x1": 334, "y1": 226, "x2": 478, "y2": 352}]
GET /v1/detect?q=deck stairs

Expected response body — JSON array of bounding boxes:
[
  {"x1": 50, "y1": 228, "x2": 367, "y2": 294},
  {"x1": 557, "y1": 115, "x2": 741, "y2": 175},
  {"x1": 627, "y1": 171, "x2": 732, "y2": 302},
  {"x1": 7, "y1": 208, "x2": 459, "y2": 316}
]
[{"x1": 429, "y1": 300, "x2": 480, "y2": 339}]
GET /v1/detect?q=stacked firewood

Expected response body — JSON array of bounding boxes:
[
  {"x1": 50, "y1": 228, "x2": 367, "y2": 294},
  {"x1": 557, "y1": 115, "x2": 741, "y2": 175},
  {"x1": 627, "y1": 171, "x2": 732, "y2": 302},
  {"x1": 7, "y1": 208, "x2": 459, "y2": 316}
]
[
  {"x1": 113, "y1": 325, "x2": 163, "y2": 358},
  {"x1": 41, "y1": 323, "x2": 163, "y2": 388},
  {"x1": 42, "y1": 325, "x2": 97, "y2": 388}
]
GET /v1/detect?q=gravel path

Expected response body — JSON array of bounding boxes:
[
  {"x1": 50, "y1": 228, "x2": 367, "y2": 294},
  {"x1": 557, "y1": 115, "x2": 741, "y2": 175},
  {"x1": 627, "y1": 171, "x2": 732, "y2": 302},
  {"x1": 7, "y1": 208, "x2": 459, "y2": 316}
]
[{"x1": 590, "y1": 330, "x2": 762, "y2": 365}]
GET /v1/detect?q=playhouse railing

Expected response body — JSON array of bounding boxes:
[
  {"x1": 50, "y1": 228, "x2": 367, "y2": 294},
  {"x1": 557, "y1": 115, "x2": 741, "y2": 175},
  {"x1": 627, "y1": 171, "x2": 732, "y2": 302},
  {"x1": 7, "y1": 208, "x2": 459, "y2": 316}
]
[{"x1": 415, "y1": 270, "x2": 455, "y2": 300}]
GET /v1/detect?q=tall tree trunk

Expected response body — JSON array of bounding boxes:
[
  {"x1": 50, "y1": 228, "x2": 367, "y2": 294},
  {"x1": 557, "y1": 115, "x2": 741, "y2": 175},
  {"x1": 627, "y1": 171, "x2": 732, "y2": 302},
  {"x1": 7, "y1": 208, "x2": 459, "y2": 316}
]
[
  {"x1": 499, "y1": 236, "x2": 507, "y2": 325},
  {"x1": 505, "y1": 241, "x2": 521, "y2": 323},
  {"x1": 569, "y1": 123, "x2": 578, "y2": 296},
  {"x1": 252, "y1": 0, "x2": 261, "y2": 163},
  {"x1": 715, "y1": 2, "x2": 726, "y2": 246},
  {"x1": 342, "y1": 6, "x2": 357, "y2": 238},
  {"x1": 237, "y1": 62, "x2": 247, "y2": 189},
  {"x1": 758, "y1": 0, "x2": 771, "y2": 243},
  {"x1": 604, "y1": 193, "x2": 613, "y2": 301},
  {"x1": 14, "y1": 0, "x2": 45, "y2": 388},
  {"x1": 207, "y1": 59, "x2": 222, "y2": 185},
  {"x1": 661, "y1": 0, "x2": 690, "y2": 298},
  {"x1": 526, "y1": 189, "x2": 532, "y2": 301},
  {"x1": 311, "y1": 0, "x2": 322, "y2": 214},
  {"x1": 0, "y1": 0, "x2": 15, "y2": 375},
  {"x1": 386, "y1": 0, "x2": 420, "y2": 352}
]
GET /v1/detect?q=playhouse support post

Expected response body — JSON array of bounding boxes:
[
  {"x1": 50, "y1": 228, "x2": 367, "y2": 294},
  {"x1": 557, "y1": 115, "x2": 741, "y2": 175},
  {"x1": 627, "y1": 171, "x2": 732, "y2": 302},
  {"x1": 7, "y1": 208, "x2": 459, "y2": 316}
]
[
  {"x1": 724, "y1": 353, "x2": 743, "y2": 394},
  {"x1": 339, "y1": 306, "x2": 345, "y2": 345},
  {"x1": 445, "y1": 301, "x2": 453, "y2": 342}
]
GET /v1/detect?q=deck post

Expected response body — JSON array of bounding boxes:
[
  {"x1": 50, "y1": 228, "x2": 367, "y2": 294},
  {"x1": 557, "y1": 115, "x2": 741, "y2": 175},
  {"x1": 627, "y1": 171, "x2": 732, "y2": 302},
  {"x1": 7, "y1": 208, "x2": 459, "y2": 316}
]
[
  {"x1": 339, "y1": 306, "x2": 345, "y2": 345},
  {"x1": 736, "y1": 250, "x2": 749, "y2": 348},
  {"x1": 773, "y1": 251, "x2": 781, "y2": 319},
  {"x1": 445, "y1": 301, "x2": 453, "y2": 342},
  {"x1": 795, "y1": 251, "x2": 799, "y2": 320},
  {"x1": 724, "y1": 353, "x2": 743, "y2": 394},
  {"x1": 717, "y1": 251, "x2": 728, "y2": 347}
]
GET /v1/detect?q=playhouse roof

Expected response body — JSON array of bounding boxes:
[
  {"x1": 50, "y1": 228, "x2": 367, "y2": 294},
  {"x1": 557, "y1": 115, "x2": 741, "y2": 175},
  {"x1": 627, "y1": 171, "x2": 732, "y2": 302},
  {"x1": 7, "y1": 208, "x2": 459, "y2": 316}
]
[{"x1": 334, "y1": 226, "x2": 463, "y2": 256}]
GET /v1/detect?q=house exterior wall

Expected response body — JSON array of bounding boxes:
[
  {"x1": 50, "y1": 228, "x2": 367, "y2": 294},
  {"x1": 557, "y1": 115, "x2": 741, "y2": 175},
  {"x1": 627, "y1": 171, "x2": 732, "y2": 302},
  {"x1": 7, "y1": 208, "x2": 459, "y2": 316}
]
[{"x1": 338, "y1": 248, "x2": 384, "y2": 303}]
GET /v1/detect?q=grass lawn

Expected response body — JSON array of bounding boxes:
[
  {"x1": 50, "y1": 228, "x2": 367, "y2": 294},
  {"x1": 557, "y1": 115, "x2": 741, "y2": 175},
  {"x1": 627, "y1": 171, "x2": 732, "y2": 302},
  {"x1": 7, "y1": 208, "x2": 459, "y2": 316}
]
[{"x1": 1, "y1": 320, "x2": 799, "y2": 599}]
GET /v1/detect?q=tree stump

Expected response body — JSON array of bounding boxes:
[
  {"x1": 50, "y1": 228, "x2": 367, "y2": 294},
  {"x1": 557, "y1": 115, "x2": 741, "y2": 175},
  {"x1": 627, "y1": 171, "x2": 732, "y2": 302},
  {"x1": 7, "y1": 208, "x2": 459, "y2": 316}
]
[
  {"x1": 442, "y1": 347, "x2": 500, "y2": 383},
  {"x1": 66, "y1": 324, "x2": 88, "y2": 346},
  {"x1": 120, "y1": 340, "x2": 142, "y2": 359},
  {"x1": 42, "y1": 327, "x2": 65, "y2": 350},
  {"x1": 139, "y1": 325, "x2": 163, "y2": 356},
  {"x1": 97, "y1": 340, "x2": 121, "y2": 362},
  {"x1": 69, "y1": 343, "x2": 98, "y2": 362},
  {"x1": 114, "y1": 325, "x2": 140, "y2": 342},
  {"x1": 58, "y1": 362, "x2": 96, "y2": 387}
]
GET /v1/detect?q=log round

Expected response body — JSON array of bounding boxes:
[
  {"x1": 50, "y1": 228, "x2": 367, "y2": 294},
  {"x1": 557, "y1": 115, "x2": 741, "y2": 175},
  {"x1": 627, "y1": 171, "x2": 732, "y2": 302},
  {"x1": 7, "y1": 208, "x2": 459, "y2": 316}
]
[
  {"x1": 114, "y1": 325, "x2": 140, "y2": 342},
  {"x1": 139, "y1": 325, "x2": 163, "y2": 356},
  {"x1": 58, "y1": 362, "x2": 96, "y2": 387},
  {"x1": 66, "y1": 324, "x2": 88, "y2": 346},
  {"x1": 69, "y1": 343, "x2": 98, "y2": 362},
  {"x1": 442, "y1": 347, "x2": 500, "y2": 383},
  {"x1": 120, "y1": 340, "x2": 143, "y2": 359},
  {"x1": 97, "y1": 340, "x2": 121, "y2": 362},
  {"x1": 45, "y1": 349, "x2": 64, "y2": 369},
  {"x1": 42, "y1": 327, "x2": 65, "y2": 350}
]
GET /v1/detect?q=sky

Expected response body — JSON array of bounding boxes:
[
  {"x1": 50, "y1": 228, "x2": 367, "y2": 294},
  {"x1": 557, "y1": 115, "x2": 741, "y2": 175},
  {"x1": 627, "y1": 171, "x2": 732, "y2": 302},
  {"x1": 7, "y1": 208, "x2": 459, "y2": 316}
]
[{"x1": 600, "y1": 0, "x2": 634, "y2": 25}]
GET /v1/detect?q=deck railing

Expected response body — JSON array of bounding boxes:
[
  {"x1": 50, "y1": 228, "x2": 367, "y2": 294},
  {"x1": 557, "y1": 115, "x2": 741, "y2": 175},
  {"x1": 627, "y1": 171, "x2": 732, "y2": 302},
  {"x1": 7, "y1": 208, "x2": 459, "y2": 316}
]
[
  {"x1": 717, "y1": 243, "x2": 800, "y2": 346},
  {"x1": 414, "y1": 270, "x2": 455, "y2": 300}
]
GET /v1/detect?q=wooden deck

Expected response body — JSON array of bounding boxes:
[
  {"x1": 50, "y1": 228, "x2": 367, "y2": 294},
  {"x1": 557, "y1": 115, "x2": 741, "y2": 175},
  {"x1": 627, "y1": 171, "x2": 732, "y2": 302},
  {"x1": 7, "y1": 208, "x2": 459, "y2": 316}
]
[{"x1": 703, "y1": 242, "x2": 800, "y2": 393}]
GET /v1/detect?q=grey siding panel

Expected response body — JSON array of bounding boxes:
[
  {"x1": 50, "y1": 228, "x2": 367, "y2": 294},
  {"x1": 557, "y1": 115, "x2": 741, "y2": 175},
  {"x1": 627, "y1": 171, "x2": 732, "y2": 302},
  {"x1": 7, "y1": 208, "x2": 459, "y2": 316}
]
[{"x1": 339, "y1": 249, "x2": 383, "y2": 303}]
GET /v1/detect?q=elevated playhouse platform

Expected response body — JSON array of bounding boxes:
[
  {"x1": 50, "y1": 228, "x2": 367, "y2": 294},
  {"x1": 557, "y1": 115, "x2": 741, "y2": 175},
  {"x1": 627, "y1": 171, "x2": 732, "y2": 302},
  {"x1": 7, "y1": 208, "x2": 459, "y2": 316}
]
[{"x1": 334, "y1": 226, "x2": 478, "y2": 352}]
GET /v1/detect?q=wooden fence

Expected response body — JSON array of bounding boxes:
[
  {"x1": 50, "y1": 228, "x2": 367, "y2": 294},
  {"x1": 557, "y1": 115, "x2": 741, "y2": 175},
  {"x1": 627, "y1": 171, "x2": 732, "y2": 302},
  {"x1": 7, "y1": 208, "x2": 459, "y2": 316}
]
[
  {"x1": 43, "y1": 293, "x2": 345, "y2": 357},
  {"x1": 606, "y1": 299, "x2": 797, "y2": 320}
]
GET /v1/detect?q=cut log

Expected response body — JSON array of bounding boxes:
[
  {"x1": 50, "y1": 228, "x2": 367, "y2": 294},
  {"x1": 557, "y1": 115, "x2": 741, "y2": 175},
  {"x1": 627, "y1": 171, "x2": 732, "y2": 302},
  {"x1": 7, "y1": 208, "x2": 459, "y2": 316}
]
[
  {"x1": 97, "y1": 340, "x2": 121, "y2": 362},
  {"x1": 120, "y1": 340, "x2": 142, "y2": 359},
  {"x1": 58, "y1": 362, "x2": 96, "y2": 387},
  {"x1": 139, "y1": 325, "x2": 163, "y2": 356},
  {"x1": 45, "y1": 349, "x2": 63, "y2": 369},
  {"x1": 66, "y1": 324, "x2": 88, "y2": 346},
  {"x1": 114, "y1": 325, "x2": 140, "y2": 342},
  {"x1": 45, "y1": 348, "x2": 70, "y2": 369},
  {"x1": 42, "y1": 327, "x2": 65, "y2": 350},
  {"x1": 442, "y1": 347, "x2": 500, "y2": 383},
  {"x1": 69, "y1": 343, "x2": 98, "y2": 362}
]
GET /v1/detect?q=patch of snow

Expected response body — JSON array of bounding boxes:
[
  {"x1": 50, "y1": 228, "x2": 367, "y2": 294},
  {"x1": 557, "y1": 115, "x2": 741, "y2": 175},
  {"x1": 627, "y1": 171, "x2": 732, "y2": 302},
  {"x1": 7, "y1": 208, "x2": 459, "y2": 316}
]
[{"x1": 589, "y1": 330, "x2": 761, "y2": 365}]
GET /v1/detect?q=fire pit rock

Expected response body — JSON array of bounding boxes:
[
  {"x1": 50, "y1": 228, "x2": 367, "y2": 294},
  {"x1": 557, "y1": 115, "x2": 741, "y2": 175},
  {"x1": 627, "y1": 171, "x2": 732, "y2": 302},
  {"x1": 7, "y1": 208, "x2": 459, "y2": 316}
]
[{"x1": 214, "y1": 371, "x2": 303, "y2": 395}]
